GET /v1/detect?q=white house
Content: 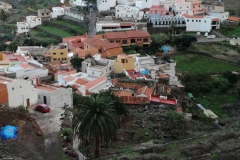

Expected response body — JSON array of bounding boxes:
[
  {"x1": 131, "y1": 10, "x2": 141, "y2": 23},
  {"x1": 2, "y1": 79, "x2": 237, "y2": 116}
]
[
  {"x1": 117, "y1": 0, "x2": 136, "y2": 5},
  {"x1": 73, "y1": 0, "x2": 87, "y2": 7},
  {"x1": 230, "y1": 37, "x2": 240, "y2": 46},
  {"x1": 209, "y1": 12, "x2": 229, "y2": 22},
  {"x1": 96, "y1": 22, "x2": 135, "y2": 32},
  {"x1": 32, "y1": 78, "x2": 73, "y2": 108},
  {"x1": 16, "y1": 22, "x2": 29, "y2": 35},
  {"x1": 26, "y1": 16, "x2": 42, "y2": 28},
  {"x1": 172, "y1": 1, "x2": 193, "y2": 16},
  {"x1": 149, "y1": 15, "x2": 186, "y2": 27},
  {"x1": 97, "y1": 0, "x2": 117, "y2": 11},
  {"x1": 135, "y1": 55, "x2": 155, "y2": 71},
  {"x1": 183, "y1": 13, "x2": 220, "y2": 32},
  {"x1": 51, "y1": 7, "x2": 65, "y2": 19},
  {"x1": 135, "y1": 0, "x2": 159, "y2": 9},
  {"x1": 115, "y1": 5, "x2": 139, "y2": 19},
  {"x1": 82, "y1": 54, "x2": 114, "y2": 78},
  {"x1": 0, "y1": 76, "x2": 38, "y2": 108}
]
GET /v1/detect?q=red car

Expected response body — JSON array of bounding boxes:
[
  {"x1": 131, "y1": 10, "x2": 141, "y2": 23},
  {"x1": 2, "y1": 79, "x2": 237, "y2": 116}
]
[{"x1": 36, "y1": 104, "x2": 50, "y2": 113}]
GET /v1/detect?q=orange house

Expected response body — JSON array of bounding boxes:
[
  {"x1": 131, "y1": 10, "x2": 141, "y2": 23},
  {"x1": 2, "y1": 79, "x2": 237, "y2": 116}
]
[
  {"x1": 0, "y1": 83, "x2": 8, "y2": 104},
  {"x1": 62, "y1": 33, "x2": 87, "y2": 51},
  {"x1": 83, "y1": 37, "x2": 122, "y2": 58},
  {"x1": 104, "y1": 30, "x2": 151, "y2": 47}
]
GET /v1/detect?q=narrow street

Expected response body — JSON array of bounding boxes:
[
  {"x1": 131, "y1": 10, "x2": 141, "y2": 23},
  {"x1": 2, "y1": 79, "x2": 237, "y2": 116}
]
[{"x1": 88, "y1": 4, "x2": 98, "y2": 37}]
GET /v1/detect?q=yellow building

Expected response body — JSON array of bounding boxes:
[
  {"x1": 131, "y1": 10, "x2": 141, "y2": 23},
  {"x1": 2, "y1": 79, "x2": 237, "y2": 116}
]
[
  {"x1": 50, "y1": 44, "x2": 68, "y2": 62},
  {"x1": 113, "y1": 54, "x2": 135, "y2": 73},
  {"x1": 0, "y1": 52, "x2": 7, "y2": 61}
]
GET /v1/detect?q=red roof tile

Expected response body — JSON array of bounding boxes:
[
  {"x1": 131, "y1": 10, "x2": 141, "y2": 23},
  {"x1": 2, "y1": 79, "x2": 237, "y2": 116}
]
[
  {"x1": 228, "y1": 16, "x2": 240, "y2": 21},
  {"x1": 63, "y1": 75, "x2": 74, "y2": 82},
  {"x1": 105, "y1": 32, "x2": 128, "y2": 39},
  {"x1": 136, "y1": 86, "x2": 153, "y2": 97},
  {"x1": 182, "y1": 13, "x2": 204, "y2": 19},
  {"x1": 75, "y1": 78, "x2": 89, "y2": 85},
  {"x1": 120, "y1": 23, "x2": 135, "y2": 27},
  {"x1": 84, "y1": 76, "x2": 106, "y2": 90},
  {"x1": 84, "y1": 37, "x2": 121, "y2": 49},
  {"x1": 114, "y1": 81, "x2": 143, "y2": 90},
  {"x1": 113, "y1": 90, "x2": 133, "y2": 97}
]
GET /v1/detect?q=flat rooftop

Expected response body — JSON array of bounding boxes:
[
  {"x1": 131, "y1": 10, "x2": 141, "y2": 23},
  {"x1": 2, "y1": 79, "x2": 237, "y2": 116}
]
[
  {"x1": 35, "y1": 85, "x2": 56, "y2": 92},
  {"x1": 89, "y1": 65, "x2": 106, "y2": 70}
]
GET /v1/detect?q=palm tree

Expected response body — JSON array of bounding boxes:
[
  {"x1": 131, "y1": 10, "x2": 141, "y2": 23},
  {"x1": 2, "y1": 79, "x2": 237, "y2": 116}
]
[
  {"x1": 73, "y1": 94, "x2": 119, "y2": 158},
  {"x1": 0, "y1": 9, "x2": 7, "y2": 22}
]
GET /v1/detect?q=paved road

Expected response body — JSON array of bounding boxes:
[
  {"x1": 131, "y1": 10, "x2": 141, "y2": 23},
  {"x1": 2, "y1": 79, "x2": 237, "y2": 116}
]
[
  {"x1": 197, "y1": 37, "x2": 230, "y2": 43},
  {"x1": 88, "y1": 4, "x2": 98, "y2": 37},
  {"x1": 29, "y1": 106, "x2": 64, "y2": 160}
]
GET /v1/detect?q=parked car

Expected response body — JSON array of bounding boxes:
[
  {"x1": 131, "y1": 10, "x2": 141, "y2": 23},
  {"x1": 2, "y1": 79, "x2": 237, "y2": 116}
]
[
  {"x1": 36, "y1": 104, "x2": 50, "y2": 113},
  {"x1": 207, "y1": 35, "x2": 214, "y2": 39},
  {"x1": 211, "y1": 35, "x2": 216, "y2": 38}
]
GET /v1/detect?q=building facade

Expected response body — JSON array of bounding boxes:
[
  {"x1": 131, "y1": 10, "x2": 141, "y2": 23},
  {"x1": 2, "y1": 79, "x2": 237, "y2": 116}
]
[
  {"x1": 51, "y1": 7, "x2": 65, "y2": 19},
  {"x1": 38, "y1": 9, "x2": 51, "y2": 21},
  {"x1": 104, "y1": 30, "x2": 151, "y2": 47},
  {"x1": 16, "y1": 22, "x2": 29, "y2": 34},
  {"x1": 115, "y1": 5, "x2": 139, "y2": 18},
  {"x1": 26, "y1": 16, "x2": 42, "y2": 28},
  {"x1": 113, "y1": 54, "x2": 135, "y2": 73},
  {"x1": 96, "y1": 22, "x2": 135, "y2": 32},
  {"x1": 0, "y1": 76, "x2": 38, "y2": 108},
  {"x1": 50, "y1": 44, "x2": 68, "y2": 62}
]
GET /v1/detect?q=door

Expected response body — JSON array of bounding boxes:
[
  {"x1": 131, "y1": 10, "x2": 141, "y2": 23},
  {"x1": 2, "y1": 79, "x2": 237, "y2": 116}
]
[
  {"x1": 43, "y1": 96, "x2": 47, "y2": 104},
  {"x1": 26, "y1": 98, "x2": 30, "y2": 107}
]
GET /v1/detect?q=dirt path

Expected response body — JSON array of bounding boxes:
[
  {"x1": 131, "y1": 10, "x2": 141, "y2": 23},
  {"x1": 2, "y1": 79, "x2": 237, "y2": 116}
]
[{"x1": 44, "y1": 132, "x2": 62, "y2": 160}]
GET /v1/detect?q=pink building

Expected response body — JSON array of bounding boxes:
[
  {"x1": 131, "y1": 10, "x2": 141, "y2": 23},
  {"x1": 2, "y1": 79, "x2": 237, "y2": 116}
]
[
  {"x1": 186, "y1": 0, "x2": 203, "y2": 15},
  {"x1": 149, "y1": 5, "x2": 167, "y2": 16},
  {"x1": 62, "y1": 33, "x2": 87, "y2": 51}
]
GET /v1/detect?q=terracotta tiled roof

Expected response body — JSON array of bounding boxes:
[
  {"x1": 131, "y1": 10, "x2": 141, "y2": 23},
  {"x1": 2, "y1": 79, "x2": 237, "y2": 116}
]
[
  {"x1": 120, "y1": 23, "x2": 135, "y2": 27},
  {"x1": 182, "y1": 13, "x2": 204, "y2": 19},
  {"x1": 75, "y1": 78, "x2": 89, "y2": 85},
  {"x1": 212, "y1": 18, "x2": 220, "y2": 21},
  {"x1": 84, "y1": 76, "x2": 106, "y2": 90},
  {"x1": 105, "y1": 32, "x2": 128, "y2": 39},
  {"x1": 228, "y1": 16, "x2": 240, "y2": 22},
  {"x1": 136, "y1": 86, "x2": 153, "y2": 97},
  {"x1": 63, "y1": 75, "x2": 74, "y2": 82},
  {"x1": 113, "y1": 90, "x2": 133, "y2": 97},
  {"x1": 126, "y1": 30, "x2": 150, "y2": 38},
  {"x1": 114, "y1": 82, "x2": 143, "y2": 90},
  {"x1": 84, "y1": 38, "x2": 121, "y2": 49},
  {"x1": 20, "y1": 63, "x2": 31, "y2": 69}
]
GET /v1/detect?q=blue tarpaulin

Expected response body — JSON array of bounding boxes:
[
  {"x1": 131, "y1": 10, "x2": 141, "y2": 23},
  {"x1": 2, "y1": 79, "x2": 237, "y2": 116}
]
[
  {"x1": 0, "y1": 125, "x2": 19, "y2": 140},
  {"x1": 160, "y1": 45, "x2": 170, "y2": 53},
  {"x1": 140, "y1": 69, "x2": 149, "y2": 75}
]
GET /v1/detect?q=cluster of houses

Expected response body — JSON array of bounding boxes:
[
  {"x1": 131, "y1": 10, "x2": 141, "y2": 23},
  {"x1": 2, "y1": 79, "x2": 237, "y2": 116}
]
[
  {"x1": 0, "y1": 28, "x2": 183, "y2": 109},
  {"x1": 16, "y1": 7, "x2": 65, "y2": 34},
  {"x1": 71, "y1": 0, "x2": 239, "y2": 33}
]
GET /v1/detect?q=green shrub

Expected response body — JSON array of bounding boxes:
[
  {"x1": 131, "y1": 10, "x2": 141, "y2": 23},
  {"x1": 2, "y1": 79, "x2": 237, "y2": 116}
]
[
  {"x1": 63, "y1": 128, "x2": 73, "y2": 142},
  {"x1": 18, "y1": 105, "x2": 28, "y2": 114}
]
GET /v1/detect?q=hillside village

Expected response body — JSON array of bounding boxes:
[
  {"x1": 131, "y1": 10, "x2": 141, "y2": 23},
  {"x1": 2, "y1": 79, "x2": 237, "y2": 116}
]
[{"x1": 0, "y1": 0, "x2": 240, "y2": 160}]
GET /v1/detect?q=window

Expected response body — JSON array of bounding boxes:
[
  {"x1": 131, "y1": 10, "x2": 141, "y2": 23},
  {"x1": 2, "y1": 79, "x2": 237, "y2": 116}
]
[
  {"x1": 53, "y1": 58, "x2": 57, "y2": 61},
  {"x1": 60, "y1": 52, "x2": 63, "y2": 55},
  {"x1": 204, "y1": 20, "x2": 206, "y2": 23},
  {"x1": 199, "y1": 20, "x2": 201, "y2": 22},
  {"x1": 187, "y1": 6, "x2": 189, "y2": 8},
  {"x1": 58, "y1": 58, "x2": 60, "y2": 60},
  {"x1": 192, "y1": 20, "x2": 194, "y2": 22},
  {"x1": 92, "y1": 71, "x2": 94, "y2": 75},
  {"x1": 117, "y1": 10, "x2": 119, "y2": 12},
  {"x1": 196, "y1": 20, "x2": 198, "y2": 22},
  {"x1": 38, "y1": 95, "x2": 40, "y2": 99},
  {"x1": 20, "y1": 86, "x2": 22, "y2": 88},
  {"x1": 187, "y1": 20, "x2": 189, "y2": 22},
  {"x1": 143, "y1": 38, "x2": 148, "y2": 42},
  {"x1": 12, "y1": 87, "x2": 14, "y2": 90},
  {"x1": 53, "y1": 53, "x2": 56, "y2": 55},
  {"x1": 180, "y1": 7, "x2": 182, "y2": 9},
  {"x1": 110, "y1": 40, "x2": 114, "y2": 43}
]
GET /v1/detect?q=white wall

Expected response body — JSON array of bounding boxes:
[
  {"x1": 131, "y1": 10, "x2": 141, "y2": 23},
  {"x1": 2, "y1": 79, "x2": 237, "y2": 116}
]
[
  {"x1": 24, "y1": 68, "x2": 49, "y2": 79},
  {"x1": 115, "y1": 5, "x2": 139, "y2": 18},
  {"x1": 7, "y1": 79, "x2": 38, "y2": 108},
  {"x1": 97, "y1": 0, "x2": 111, "y2": 11},
  {"x1": 26, "y1": 16, "x2": 42, "y2": 28},
  {"x1": 73, "y1": 0, "x2": 87, "y2": 6},
  {"x1": 209, "y1": 12, "x2": 229, "y2": 22},
  {"x1": 87, "y1": 64, "x2": 113, "y2": 78},
  {"x1": 51, "y1": 7, "x2": 65, "y2": 18},
  {"x1": 185, "y1": 16, "x2": 212, "y2": 32},
  {"x1": 17, "y1": 23, "x2": 29, "y2": 34},
  {"x1": 173, "y1": 3, "x2": 193, "y2": 16},
  {"x1": 89, "y1": 80, "x2": 109, "y2": 93},
  {"x1": 34, "y1": 87, "x2": 73, "y2": 108},
  {"x1": 117, "y1": 0, "x2": 136, "y2": 5}
]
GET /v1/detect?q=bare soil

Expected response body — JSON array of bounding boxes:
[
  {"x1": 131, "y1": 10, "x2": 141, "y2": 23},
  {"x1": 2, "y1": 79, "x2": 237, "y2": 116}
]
[{"x1": 0, "y1": 106, "x2": 47, "y2": 160}]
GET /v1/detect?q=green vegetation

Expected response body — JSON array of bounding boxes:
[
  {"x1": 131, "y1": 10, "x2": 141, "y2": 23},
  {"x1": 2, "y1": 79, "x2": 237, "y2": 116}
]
[
  {"x1": 30, "y1": 30, "x2": 60, "y2": 44},
  {"x1": 173, "y1": 54, "x2": 240, "y2": 74},
  {"x1": 57, "y1": 132, "x2": 67, "y2": 160},
  {"x1": 51, "y1": 20, "x2": 87, "y2": 35},
  {"x1": 38, "y1": 25, "x2": 73, "y2": 38},
  {"x1": 197, "y1": 94, "x2": 238, "y2": 118},
  {"x1": 221, "y1": 25, "x2": 240, "y2": 37}
]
